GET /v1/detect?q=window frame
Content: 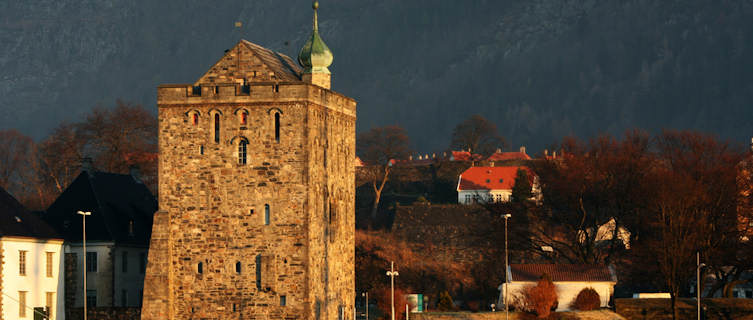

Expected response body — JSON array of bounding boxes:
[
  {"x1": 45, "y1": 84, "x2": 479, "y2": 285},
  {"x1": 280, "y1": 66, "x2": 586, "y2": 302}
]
[
  {"x1": 238, "y1": 140, "x2": 248, "y2": 165},
  {"x1": 46, "y1": 252, "x2": 54, "y2": 277},
  {"x1": 86, "y1": 252, "x2": 98, "y2": 272},
  {"x1": 19, "y1": 250, "x2": 27, "y2": 276}
]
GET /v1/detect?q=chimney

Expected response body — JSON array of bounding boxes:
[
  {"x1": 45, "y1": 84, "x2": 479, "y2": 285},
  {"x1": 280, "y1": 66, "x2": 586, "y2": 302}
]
[
  {"x1": 130, "y1": 165, "x2": 143, "y2": 184},
  {"x1": 81, "y1": 157, "x2": 94, "y2": 175},
  {"x1": 519, "y1": 146, "x2": 526, "y2": 154}
]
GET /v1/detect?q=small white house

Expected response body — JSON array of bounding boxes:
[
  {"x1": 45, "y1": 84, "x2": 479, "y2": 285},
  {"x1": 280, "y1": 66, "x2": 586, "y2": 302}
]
[
  {"x1": 498, "y1": 264, "x2": 617, "y2": 312},
  {"x1": 457, "y1": 166, "x2": 538, "y2": 204},
  {"x1": 0, "y1": 187, "x2": 65, "y2": 320}
]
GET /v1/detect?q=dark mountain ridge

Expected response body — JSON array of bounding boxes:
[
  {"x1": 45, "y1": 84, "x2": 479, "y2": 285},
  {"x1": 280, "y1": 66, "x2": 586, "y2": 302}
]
[{"x1": 1, "y1": 0, "x2": 752, "y2": 152}]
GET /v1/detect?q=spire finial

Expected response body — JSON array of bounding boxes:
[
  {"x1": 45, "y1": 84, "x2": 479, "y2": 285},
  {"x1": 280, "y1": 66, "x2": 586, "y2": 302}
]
[{"x1": 312, "y1": 1, "x2": 319, "y2": 32}]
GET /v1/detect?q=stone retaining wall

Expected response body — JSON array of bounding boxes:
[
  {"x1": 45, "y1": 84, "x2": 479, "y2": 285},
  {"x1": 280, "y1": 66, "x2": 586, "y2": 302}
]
[
  {"x1": 66, "y1": 307, "x2": 140, "y2": 320},
  {"x1": 615, "y1": 298, "x2": 753, "y2": 320}
]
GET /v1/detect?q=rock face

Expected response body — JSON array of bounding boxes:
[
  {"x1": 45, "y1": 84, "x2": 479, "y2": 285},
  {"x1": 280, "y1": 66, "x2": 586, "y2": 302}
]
[{"x1": 140, "y1": 38, "x2": 356, "y2": 320}]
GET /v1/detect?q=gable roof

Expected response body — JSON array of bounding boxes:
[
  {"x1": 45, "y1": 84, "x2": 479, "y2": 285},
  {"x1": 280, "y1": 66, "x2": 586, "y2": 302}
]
[
  {"x1": 451, "y1": 151, "x2": 483, "y2": 162},
  {"x1": 42, "y1": 170, "x2": 157, "y2": 246},
  {"x1": 195, "y1": 40, "x2": 302, "y2": 85},
  {"x1": 457, "y1": 166, "x2": 531, "y2": 191},
  {"x1": 0, "y1": 186, "x2": 60, "y2": 239},
  {"x1": 510, "y1": 264, "x2": 616, "y2": 282},
  {"x1": 488, "y1": 151, "x2": 531, "y2": 162}
]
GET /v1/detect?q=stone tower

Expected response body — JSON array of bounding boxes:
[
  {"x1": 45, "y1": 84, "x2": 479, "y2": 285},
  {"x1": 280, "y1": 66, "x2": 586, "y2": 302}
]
[{"x1": 140, "y1": 2, "x2": 356, "y2": 319}]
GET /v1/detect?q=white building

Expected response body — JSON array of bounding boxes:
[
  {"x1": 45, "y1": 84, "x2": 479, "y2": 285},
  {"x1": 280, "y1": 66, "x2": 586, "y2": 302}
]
[
  {"x1": 456, "y1": 166, "x2": 539, "y2": 204},
  {"x1": 42, "y1": 165, "x2": 156, "y2": 309},
  {"x1": 498, "y1": 264, "x2": 617, "y2": 312},
  {"x1": 0, "y1": 187, "x2": 65, "y2": 320}
]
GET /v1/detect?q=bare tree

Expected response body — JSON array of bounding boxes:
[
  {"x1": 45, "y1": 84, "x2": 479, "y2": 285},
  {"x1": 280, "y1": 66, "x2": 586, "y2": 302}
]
[
  {"x1": 449, "y1": 115, "x2": 505, "y2": 155},
  {"x1": 0, "y1": 129, "x2": 35, "y2": 192},
  {"x1": 356, "y1": 125, "x2": 411, "y2": 219}
]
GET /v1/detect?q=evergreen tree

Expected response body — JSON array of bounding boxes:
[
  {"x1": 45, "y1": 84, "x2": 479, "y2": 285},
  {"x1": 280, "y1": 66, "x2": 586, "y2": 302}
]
[{"x1": 511, "y1": 168, "x2": 532, "y2": 203}]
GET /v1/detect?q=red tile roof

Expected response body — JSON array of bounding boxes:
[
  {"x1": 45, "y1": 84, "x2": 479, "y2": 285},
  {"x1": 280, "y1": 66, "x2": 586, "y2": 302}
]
[
  {"x1": 457, "y1": 166, "x2": 531, "y2": 191},
  {"x1": 451, "y1": 151, "x2": 483, "y2": 161},
  {"x1": 510, "y1": 264, "x2": 615, "y2": 282},
  {"x1": 487, "y1": 151, "x2": 531, "y2": 161}
]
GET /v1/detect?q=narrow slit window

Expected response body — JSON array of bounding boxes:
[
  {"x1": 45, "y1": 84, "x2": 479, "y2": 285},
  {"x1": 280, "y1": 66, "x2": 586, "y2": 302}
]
[
  {"x1": 235, "y1": 261, "x2": 241, "y2": 274},
  {"x1": 274, "y1": 112, "x2": 280, "y2": 142},
  {"x1": 255, "y1": 255, "x2": 262, "y2": 289},
  {"x1": 214, "y1": 113, "x2": 220, "y2": 143},
  {"x1": 280, "y1": 295, "x2": 287, "y2": 306},
  {"x1": 198, "y1": 262, "x2": 203, "y2": 274},
  {"x1": 192, "y1": 113, "x2": 198, "y2": 126},
  {"x1": 238, "y1": 140, "x2": 248, "y2": 165},
  {"x1": 264, "y1": 204, "x2": 270, "y2": 225},
  {"x1": 200, "y1": 145, "x2": 204, "y2": 155}
]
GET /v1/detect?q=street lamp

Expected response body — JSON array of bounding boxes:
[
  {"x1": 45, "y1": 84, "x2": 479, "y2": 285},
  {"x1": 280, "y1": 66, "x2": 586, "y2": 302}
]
[
  {"x1": 503, "y1": 213, "x2": 511, "y2": 320},
  {"x1": 697, "y1": 251, "x2": 706, "y2": 320},
  {"x1": 77, "y1": 211, "x2": 91, "y2": 320},
  {"x1": 386, "y1": 261, "x2": 399, "y2": 320},
  {"x1": 362, "y1": 292, "x2": 369, "y2": 320}
]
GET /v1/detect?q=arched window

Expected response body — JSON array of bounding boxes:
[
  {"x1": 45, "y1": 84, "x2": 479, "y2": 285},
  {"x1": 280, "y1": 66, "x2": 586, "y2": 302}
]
[
  {"x1": 264, "y1": 204, "x2": 270, "y2": 225},
  {"x1": 214, "y1": 113, "x2": 220, "y2": 143},
  {"x1": 241, "y1": 112, "x2": 248, "y2": 125},
  {"x1": 238, "y1": 140, "x2": 248, "y2": 165},
  {"x1": 197, "y1": 262, "x2": 203, "y2": 274},
  {"x1": 192, "y1": 113, "x2": 198, "y2": 126},
  {"x1": 274, "y1": 112, "x2": 280, "y2": 142}
]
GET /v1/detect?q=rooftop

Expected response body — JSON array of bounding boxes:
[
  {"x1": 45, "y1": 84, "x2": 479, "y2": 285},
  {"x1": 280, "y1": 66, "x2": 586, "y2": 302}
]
[
  {"x1": 510, "y1": 264, "x2": 616, "y2": 282},
  {"x1": 457, "y1": 166, "x2": 531, "y2": 191}
]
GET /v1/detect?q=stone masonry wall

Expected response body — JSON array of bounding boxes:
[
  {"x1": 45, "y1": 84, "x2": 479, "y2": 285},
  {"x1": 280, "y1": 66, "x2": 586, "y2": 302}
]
[
  {"x1": 142, "y1": 46, "x2": 356, "y2": 319},
  {"x1": 0, "y1": 240, "x2": 3, "y2": 320}
]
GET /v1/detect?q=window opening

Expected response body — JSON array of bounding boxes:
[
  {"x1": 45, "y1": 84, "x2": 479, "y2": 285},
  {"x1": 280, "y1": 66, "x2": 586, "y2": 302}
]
[
  {"x1": 274, "y1": 113, "x2": 280, "y2": 142},
  {"x1": 200, "y1": 145, "x2": 204, "y2": 155},
  {"x1": 86, "y1": 252, "x2": 98, "y2": 272},
  {"x1": 198, "y1": 262, "x2": 203, "y2": 274},
  {"x1": 214, "y1": 113, "x2": 220, "y2": 143},
  {"x1": 235, "y1": 261, "x2": 241, "y2": 274},
  {"x1": 233, "y1": 303, "x2": 237, "y2": 312},
  {"x1": 19, "y1": 250, "x2": 26, "y2": 276},
  {"x1": 19, "y1": 291, "x2": 26, "y2": 317},
  {"x1": 280, "y1": 295, "x2": 287, "y2": 306},
  {"x1": 139, "y1": 252, "x2": 146, "y2": 273},
  {"x1": 241, "y1": 112, "x2": 248, "y2": 125},
  {"x1": 192, "y1": 113, "x2": 198, "y2": 126},
  {"x1": 122, "y1": 251, "x2": 128, "y2": 273},
  {"x1": 238, "y1": 140, "x2": 248, "y2": 165},
  {"x1": 46, "y1": 252, "x2": 54, "y2": 277},
  {"x1": 46, "y1": 292, "x2": 54, "y2": 318},
  {"x1": 121, "y1": 289, "x2": 127, "y2": 306},
  {"x1": 255, "y1": 255, "x2": 262, "y2": 289},
  {"x1": 274, "y1": 84, "x2": 280, "y2": 93},
  {"x1": 87, "y1": 290, "x2": 97, "y2": 307},
  {"x1": 264, "y1": 204, "x2": 270, "y2": 225},
  {"x1": 128, "y1": 220, "x2": 134, "y2": 236}
]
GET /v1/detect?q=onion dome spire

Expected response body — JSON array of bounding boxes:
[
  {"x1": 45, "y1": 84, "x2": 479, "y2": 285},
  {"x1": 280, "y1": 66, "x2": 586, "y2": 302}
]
[{"x1": 298, "y1": 1, "x2": 333, "y2": 75}]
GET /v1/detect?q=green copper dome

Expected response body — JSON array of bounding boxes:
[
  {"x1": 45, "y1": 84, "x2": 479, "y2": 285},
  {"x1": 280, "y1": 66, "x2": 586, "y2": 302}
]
[{"x1": 298, "y1": 1, "x2": 333, "y2": 74}]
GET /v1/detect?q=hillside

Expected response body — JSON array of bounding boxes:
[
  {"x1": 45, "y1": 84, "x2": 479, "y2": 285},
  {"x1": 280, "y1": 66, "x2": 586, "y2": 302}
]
[{"x1": 1, "y1": 0, "x2": 752, "y2": 152}]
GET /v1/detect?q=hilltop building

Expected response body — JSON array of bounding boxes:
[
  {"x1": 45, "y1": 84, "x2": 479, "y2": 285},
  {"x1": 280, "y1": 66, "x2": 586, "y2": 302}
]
[
  {"x1": 140, "y1": 2, "x2": 356, "y2": 319},
  {"x1": 456, "y1": 166, "x2": 538, "y2": 204},
  {"x1": 0, "y1": 186, "x2": 64, "y2": 320}
]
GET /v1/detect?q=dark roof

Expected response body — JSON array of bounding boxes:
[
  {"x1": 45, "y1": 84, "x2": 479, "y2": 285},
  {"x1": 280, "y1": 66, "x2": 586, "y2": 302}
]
[
  {"x1": 42, "y1": 170, "x2": 157, "y2": 246},
  {"x1": 510, "y1": 264, "x2": 616, "y2": 282},
  {"x1": 0, "y1": 186, "x2": 60, "y2": 239},
  {"x1": 241, "y1": 40, "x2": 302, "y2": 81}
]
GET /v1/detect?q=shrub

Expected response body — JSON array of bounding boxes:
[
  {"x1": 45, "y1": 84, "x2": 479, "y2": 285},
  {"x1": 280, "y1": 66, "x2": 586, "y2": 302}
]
[
  {"x1": 437, "y1": 291, "x2": 455, "y2": 311},
  {"x1": 524, "y1": 274, "x2": 558, "y2": 318},
  {"x1": 374, "y1": 286, "x2": 410, "y2": 320},
  {"x1": 572, "y1": 287, "x2": 601, "y2": 311}
]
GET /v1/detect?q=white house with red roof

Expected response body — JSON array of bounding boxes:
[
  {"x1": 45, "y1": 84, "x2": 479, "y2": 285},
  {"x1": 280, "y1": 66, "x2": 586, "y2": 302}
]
[
  {"x1": 498, "y1": 264, "x2": 617, "y2": 311},
  {"x1": 456, "y1": 166, "x2": 538, "y2": 204}
]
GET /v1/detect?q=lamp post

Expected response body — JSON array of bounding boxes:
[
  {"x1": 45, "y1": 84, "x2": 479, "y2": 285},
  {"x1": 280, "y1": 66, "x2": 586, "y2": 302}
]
[
  {"x1": 77, "y1": 211, "x2": 91, "y2": 320},
  {"x1": 386, "y1": 261, "x2": 399, "y2": 320},
  {"x1": 503, "y1": 213, "x2": 511, "y2": 320},
  {"x1": 362, "y1": 292, "x2": 369, "y2": 320},
  {"x1": 697, "y1": 251, "x2": 706, "y2": 320}
]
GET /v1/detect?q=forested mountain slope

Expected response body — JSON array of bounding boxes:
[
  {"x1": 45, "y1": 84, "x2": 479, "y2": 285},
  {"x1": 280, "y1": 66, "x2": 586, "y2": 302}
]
[{"x1": 1, "y1": 0, "x2": 752, "y2": 151}]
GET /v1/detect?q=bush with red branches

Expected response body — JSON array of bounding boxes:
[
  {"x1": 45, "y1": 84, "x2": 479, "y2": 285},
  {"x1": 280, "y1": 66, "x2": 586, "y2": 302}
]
[
  {"x1": 523, "y1": 274, "x2": 558, "y2": 318},
  {"x1": 572, "y1": 287, "x2": 601, "y2": 311},
  {"x1": 374, "y1": 286, "x2": 412, "y2": 320}
]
